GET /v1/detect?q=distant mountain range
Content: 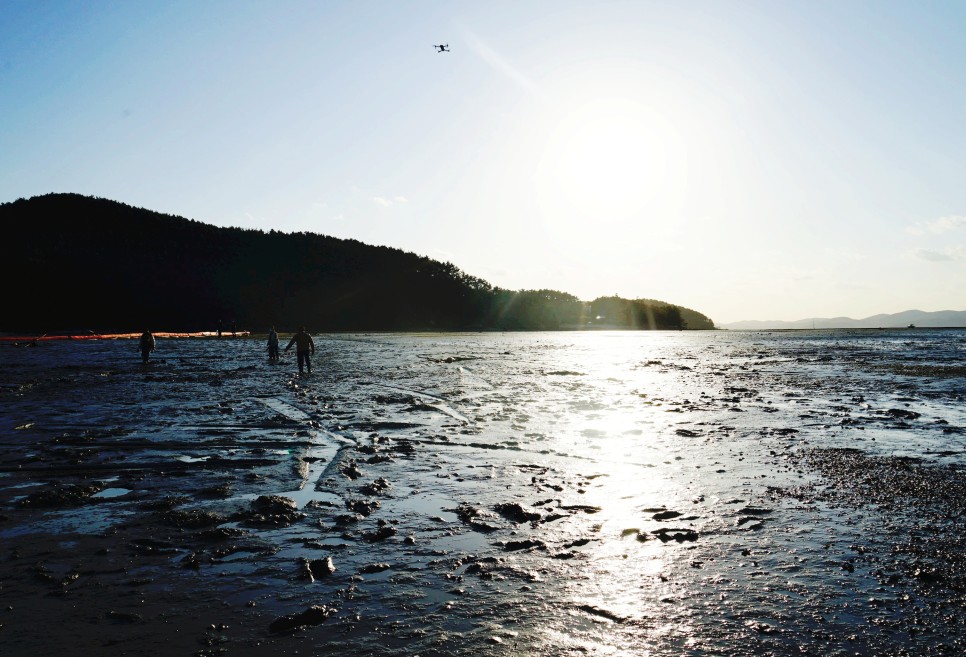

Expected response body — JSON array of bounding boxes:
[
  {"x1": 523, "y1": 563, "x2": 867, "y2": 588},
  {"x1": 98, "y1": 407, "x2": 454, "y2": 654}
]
[{"x1": 720, "y1": 310, "x2": 966, "y2": 330}]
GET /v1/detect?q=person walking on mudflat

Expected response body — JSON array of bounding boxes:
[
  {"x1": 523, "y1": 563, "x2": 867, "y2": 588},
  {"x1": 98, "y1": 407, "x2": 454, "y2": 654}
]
[
  {"x1": 285, "y1": 326, "x2": 315, "y2": 374},
  {"x1": 267, "y1": 326, "x2": 280, "y2": 362},
  {"x1": 139, "y1": 329, "x2": 155, "y2": 363}
]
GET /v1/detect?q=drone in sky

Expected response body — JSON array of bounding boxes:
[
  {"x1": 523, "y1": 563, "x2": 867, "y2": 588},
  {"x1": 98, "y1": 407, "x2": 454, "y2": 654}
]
[{"x1": 433, "y1": 44, "x2": 450, "y2": 52}]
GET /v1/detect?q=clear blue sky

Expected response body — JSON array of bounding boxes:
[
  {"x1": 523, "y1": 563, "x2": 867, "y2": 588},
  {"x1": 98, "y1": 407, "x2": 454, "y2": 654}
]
[{"x1": 3, "y1": 0, "x2": 965, "y2": 324}]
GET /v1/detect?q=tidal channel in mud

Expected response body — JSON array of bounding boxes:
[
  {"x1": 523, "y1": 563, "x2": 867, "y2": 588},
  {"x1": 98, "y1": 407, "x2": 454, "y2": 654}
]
[{"x1": 1, "y1": 329, "x2": 965, "y2": 656}]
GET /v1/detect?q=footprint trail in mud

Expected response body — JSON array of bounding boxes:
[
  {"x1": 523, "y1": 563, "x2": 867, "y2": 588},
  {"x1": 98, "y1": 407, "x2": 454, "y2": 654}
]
[{"x1": 253, "y1": 395, "x2": 353, "y2": 508}]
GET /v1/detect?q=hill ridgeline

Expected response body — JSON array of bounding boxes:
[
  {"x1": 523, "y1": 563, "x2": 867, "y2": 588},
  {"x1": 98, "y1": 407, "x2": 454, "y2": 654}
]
[
  {"x1": 720, "y1": 310, "x2": 966, "y2": 330},
  {"x1": 1, "y1": 193, "x2": 715, "y2": 333}
]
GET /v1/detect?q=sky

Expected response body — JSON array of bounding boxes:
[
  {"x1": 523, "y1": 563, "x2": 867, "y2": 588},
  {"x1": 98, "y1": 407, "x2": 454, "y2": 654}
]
[{"x1": 2, "y1": 0, "x2": 965, "y2": 324}]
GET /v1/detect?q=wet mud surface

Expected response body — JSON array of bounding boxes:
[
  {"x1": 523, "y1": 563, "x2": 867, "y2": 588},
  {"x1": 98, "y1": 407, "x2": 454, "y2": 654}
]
[{"x1": 1, "y1": 329, "x2": 965, "y2": 656}]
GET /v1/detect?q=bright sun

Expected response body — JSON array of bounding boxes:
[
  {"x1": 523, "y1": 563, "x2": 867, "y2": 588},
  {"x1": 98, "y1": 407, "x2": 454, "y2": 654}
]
[{"x1": 535, "y1": 98, "x2": 688, "y2": 230}]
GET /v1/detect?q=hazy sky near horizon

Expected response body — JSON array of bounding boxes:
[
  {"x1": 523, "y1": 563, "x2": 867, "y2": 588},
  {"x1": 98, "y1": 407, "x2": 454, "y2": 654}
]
[{"x1": 3, "y1": 1, "x2": 965, "y2": 324}]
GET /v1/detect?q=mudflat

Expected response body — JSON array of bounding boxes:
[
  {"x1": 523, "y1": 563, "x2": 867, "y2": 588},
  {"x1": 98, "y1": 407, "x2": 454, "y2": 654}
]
[{"x1": 2, "y1": 330, "x2": 965, "y2": 656}]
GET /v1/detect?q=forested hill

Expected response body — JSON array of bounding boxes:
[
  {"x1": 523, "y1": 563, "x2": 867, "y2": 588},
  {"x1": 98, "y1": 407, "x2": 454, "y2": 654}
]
[{"x1": 0, "y1": 194, "x2": 715, "y2": 333}]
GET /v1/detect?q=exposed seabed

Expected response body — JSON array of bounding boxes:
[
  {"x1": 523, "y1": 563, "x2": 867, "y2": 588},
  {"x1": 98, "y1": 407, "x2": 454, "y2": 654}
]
[{"x1": 1, "y1": 330, "x2": 965, "y2": 656}]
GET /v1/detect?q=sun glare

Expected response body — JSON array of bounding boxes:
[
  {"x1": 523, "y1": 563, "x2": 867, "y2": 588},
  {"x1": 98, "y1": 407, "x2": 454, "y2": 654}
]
[{"x1": 535, "y1": 98, "x2": 688, "y2": 234}]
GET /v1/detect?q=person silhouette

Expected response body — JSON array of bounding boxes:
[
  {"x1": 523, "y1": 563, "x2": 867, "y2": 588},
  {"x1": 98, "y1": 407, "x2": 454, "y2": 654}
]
[
  {"x1": 138, "y1": 329, "x2": 156, "y2": 363},
  {"x1": 285, "y1": 326, "x2": 315, "y2": 374},
  {"x1": 267, "y1": 326, "x2": 280, "y2": 362}
]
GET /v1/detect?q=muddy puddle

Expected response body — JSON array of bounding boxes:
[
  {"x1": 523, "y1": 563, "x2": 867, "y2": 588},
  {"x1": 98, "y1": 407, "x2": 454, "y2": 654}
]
[{"x1": 1, "y1": 329, "x2": 965, "y2": 656}]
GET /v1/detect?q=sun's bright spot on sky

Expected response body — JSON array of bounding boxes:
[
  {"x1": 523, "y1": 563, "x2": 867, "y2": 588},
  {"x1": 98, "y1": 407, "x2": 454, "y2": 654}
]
[{"x1": 535, "y1": 98, "x2": 689, "y2": 236}]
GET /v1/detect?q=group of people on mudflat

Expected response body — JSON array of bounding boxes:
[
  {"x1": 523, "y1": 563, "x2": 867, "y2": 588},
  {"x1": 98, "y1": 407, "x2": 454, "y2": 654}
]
[
  {"x1": 138, "y1": 326, "x2": 316, "y2": 374},
  {"x1": 268, "y1": 325, "x2": 316, "y2": 374}
]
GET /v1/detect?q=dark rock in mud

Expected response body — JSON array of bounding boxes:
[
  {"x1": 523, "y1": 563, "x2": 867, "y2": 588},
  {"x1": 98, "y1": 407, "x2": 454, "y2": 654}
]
[
  {"x1": 340, "y1": 461, "x2": 363, "y2": 479},
  {"x1": 736, "y1": 516, "x2": 766, "y2": 527},
  {"x1": 19, "y1": 483, "x2": 104, "y2": 508},
  {"x1": 541, "y1": 513, "x2": 567, "y2": 523},
  {"x1": 451, "y1": 503, "x2": 502, "y2": 532},
  {"x1": 361, "y1": 525, "x2": 397, "y2": 543},
  {"x1": 333, "y1": 513, "x2": 363, "y2": 526},
  {"x1": 558, "y1": 504, "x2": 602, "y2": 514},
  {"x1": 359, "y1": 478, "x2": 391, "y2": 496},
  {"x1": 454, "y1": 504, "x2": 483, "y2": 522},
  {"x1": 160, "y1": 508, "x2": 227, "y2": 528},
  {"x1": 251, "y1": 494, "x2": 297, "y2": 513},
  {"x1": 439, "y1": 355, "x2": 479, "y2": 363},
  {"x1": 211, "y1": 545, "x2": 246, "y2": 560},
  {"x1": 346, "y1": 498, "x2": 380, "y2": 516},
  {"x1": 302, "y1": 556, "x2": 336, "y2": 580},
  {"x1": 463, "y1": 562, "x2": 500, "y2": 580},
  {"x1": 303, "y1": 499, "x2": 338, "y2": 510},
  {"x1": 389, "y1": 439, "x2": 417, "y2": 455},
  {"x1": 493, "y1": 502, "x2": 541, "y2": 523},
  {"x1": 502, "y1": 539, "x2": 546, "y2": 552},
  {"x1": 652, "y1": 510, "x2": 682, "y2": 521},
  {"x1": 724, "y1": 386, "x2": 759, "y2": 397},
  {"x1": 577, "y1": 604, "x2": 626, "y2": 623},
  {"x1": 737, "y1": 506, "x2": 772, "y2": 516},
  {"x1": 198, "y1": 527, "x2": 249, "y2": 542},
  {"x1": 652, "y1": 528, "x2": 699, "y2": 542},
  {"x1": 234, "y1": 495, "x2": 304, "y2": 528},
  {"x1": 472, "y1": 520, "x2": 503, "y2": 532},
  {"x1": 268, "y1": 605, "x2": 335, "y2": 633},
  {"x1": 885, "y1": 408, "x2": 921, "y2": 420},
  {"x1": 359, "y1": 562, "x2": 392, "y2": 574}
]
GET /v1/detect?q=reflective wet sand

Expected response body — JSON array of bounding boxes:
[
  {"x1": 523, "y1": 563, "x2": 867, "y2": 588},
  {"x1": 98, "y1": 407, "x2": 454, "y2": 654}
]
[{"x1": 1, "y1": 329, "x2": 964, "y2": 655}]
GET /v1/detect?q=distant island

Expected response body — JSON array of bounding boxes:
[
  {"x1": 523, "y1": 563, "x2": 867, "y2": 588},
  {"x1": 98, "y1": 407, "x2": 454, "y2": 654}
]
[
  {"x1": 0, "y1": 194, "x2": 715, "y2": 333},
  {"x1": 720, "y1": 309, "x2": 966, "y2": 330}
]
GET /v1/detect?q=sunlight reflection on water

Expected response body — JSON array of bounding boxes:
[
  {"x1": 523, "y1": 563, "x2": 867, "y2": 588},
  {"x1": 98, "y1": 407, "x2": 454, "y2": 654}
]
[{"x1": 2, "y1": 329, "x2": 965, "y2": 655}]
